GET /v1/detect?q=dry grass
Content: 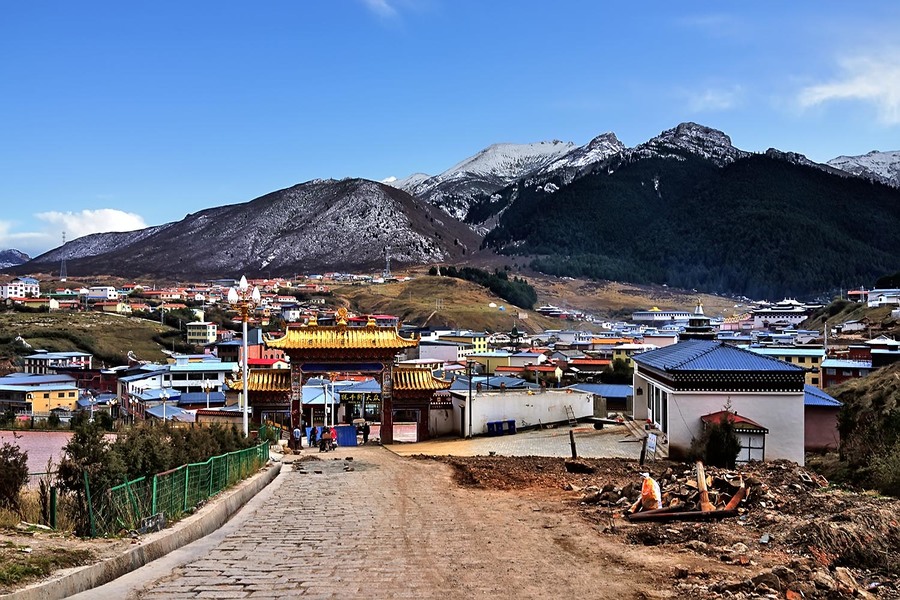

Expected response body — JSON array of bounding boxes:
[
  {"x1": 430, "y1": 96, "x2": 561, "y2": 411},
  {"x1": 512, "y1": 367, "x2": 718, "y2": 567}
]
[
  {"x1": 339, "y1": 271, "x2": 742, "y2": 333},
  {"x1": 336, "y1": 277, "x2": 563, "y2": 333},
  {"x1": 0, "y1": 541, "x2": 95, "y2": 592},
  {"x1": 0, "y1": 487, "x2": 77, "y2": 533},
  {"x1": 0, "y1": 311, "x2": 175, "y2": 364}
]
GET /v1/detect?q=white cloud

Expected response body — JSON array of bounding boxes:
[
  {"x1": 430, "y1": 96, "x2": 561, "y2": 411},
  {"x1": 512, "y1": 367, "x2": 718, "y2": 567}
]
[
  {"x1": 361, "y1": 0, "x2": 398, "y2": 18},
  {"x1": 0, "y1": 209, "x2": 148, "y2": 258},
  {"x1": 36, "y1": 209, "x2": 147, "y2": 239},
  {"x1": 798, "y1": 54, "x2": 900, "y2": 125},
  {"x1": 686, "y1": 85, "x2": 744, "y2": 112}
]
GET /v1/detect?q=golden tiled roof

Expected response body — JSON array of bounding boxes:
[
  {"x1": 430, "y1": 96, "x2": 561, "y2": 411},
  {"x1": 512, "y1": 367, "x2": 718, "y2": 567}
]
[
  {"x1": 394, "y1": 366, "x2": 452, "y2": 391},
  {"x1": 228, "y1": 369, "x2": 292, "y2": 392},
  {"x1": 264, "y1": 316, "x2": 417, "y2": 351}
]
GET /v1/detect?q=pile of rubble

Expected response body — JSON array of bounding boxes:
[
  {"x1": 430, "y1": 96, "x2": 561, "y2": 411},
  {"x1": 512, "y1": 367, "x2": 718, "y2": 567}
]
[
  {"x1": 439, "y1": 455, "x2": 900, "y2": 598},
  {"x1": 576, "y1": 460, "x2": 900, "y2": 598}
]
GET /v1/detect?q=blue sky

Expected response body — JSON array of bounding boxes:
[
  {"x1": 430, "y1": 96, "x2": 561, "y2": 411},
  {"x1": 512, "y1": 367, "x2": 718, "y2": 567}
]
[{"x1": 3, "y1": 1, "x2": 900, "y2": 257}]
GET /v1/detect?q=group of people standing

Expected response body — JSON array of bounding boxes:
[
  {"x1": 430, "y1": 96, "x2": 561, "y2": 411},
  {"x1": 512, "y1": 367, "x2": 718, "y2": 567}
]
[
  {"x1": 289, "y1": 420, "x2": 373, "y2": 452},
  {"x1": 289, "y1": 423, "x2": 334, "y2": 452}
]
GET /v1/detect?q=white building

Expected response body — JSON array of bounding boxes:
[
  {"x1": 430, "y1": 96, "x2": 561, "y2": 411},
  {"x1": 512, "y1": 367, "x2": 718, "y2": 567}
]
[
  {"x1": 1, "y1": 277, "x2": 40, "y2": 299},
  {"x1": 632, "y1": 340, "x2": 807, "y2": 464},
  {"x1": 631, "y1": 307, "x2": 692, "y2": 325},
  {"x1": 23, "y1": 351, "x2": 93, "y2": 374},
  {"x1": 186, "y1": 321, "x2": 218, "y2": 346},
  {"x1": 418, "y1": 340, "x2": 470, "y2": 364},
  {"x1": 87, "y1": 286, "x2": 119, "y2": 301}
]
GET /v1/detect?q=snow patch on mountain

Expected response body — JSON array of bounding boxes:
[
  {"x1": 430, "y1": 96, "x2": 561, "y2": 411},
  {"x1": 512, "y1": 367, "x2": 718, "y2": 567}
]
[
  {"x1": 27, "y1": 179, "x2": 482, "y2": 278},
  {"x1": 632, "y1": 122, "x2": 748, "y2": 166},
  {"x1": 533, "y1": 132, "x2": 626, "y2": 184},
  {"x1": 391, "y1": 141, "x2": 576, "y2": 219},
  {"x1": 827, "y1": 150, "x2": 900, "y2": 188},
  {"x1": 33, "y1": 223, "x2": 176, "y2": 262},
  {"x1": 0, "y1": 249, "x2": 30, "y2": 269}
]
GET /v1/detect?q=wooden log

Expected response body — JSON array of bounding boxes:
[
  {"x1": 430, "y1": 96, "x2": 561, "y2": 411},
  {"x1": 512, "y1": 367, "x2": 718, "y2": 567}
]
[
  {"x1": 696, "y1": 461, "x2": 715, "y2": 512},
  {"x1": 626, "y1": 509, "x2": 738, "y2": 523},
  {"x1": 626, "y1": 504, "x2": 685, "y2": 517},
  {"x1": 724, "y1": 476, "x2": 746, "y2": 511}
]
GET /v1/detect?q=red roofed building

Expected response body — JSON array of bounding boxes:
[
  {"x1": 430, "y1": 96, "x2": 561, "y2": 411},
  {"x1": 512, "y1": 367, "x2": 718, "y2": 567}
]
[
  {"x1": 700, "y1": 410, "x2": 769, "y2": 464},
  {"x1": 524, "y1": 364, "x2": 563, "y2": 386}
]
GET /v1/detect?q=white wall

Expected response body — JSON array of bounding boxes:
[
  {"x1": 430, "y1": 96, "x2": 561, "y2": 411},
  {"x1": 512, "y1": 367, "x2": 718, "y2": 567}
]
[
  {"x1": 429, "y1": 407, "x2": 456, "y2": 437},
  {"x1": 456, "y1": 390, "x2": 593, "y2": 436},
  {"x1": 419, "y1": 344, "x2": 461, "y2": 364},
  {"x1": 634, "y1": 371, "x2": 804, "y2": 464}
]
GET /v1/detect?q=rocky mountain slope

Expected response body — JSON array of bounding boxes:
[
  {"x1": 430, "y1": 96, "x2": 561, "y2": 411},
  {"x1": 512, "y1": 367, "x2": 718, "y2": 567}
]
[
  {"x1": 466, "y1": 122, "x2": 752, "y2": 227},
  {"x1": 35, "y1": 224, "x2": 175, "y2": 263},
  {"x1": 23, "y1": 179, "x2": 481, "y2": 279},
  {"x1": 481, "y1": 124, "x2": 900, "y2": 298},
  {"x1": 0, "y1": 249, "x2": 30, "y2": 270},
  {"x1": 387, "y1": 141, "x2": 575, "y2": 220},
  {"x1": 827, "y1": 150, "x2": 900, "y2": 188},
  {"x1": 18, "y1": 121, "x2": 900, "y2": 292}
]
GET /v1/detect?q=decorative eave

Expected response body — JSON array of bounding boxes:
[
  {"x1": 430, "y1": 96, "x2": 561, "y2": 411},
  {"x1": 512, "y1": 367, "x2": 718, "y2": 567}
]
[
  {"x1": 264, "y1": 308, "x2": 416, "y2": 351},
  {"x1": 701, "y1": 410, "x2": 769, "y2": 433},
  {"x1": 636, "y1": 364, "x2": 804, "y2": 393},
  {"x1": 394, "y1": 366, "x2": 452, "y2": 392},
  {"x1": 227, "y1": 369, "x2": 292, "y2": 393}
]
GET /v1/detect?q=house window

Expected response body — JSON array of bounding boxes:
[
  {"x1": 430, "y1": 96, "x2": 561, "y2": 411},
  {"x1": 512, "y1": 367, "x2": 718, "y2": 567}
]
[
  {"x1": 811, "y1": 377, "x2": 819, "y2": 385},
  {"x1": 43, "y1": 393, "x2": 50, "y2": 399},
  {"x1": 825, "y1": 368, "x2": 836, "y2": 375},
  {"x1": 842, "y1": 370, "x2": 852, "y2": 377},
  {"x1": 69, "y1": 392, "x2": 75, "y2": 397},
  {"x1": 797, "y1": 356, "x2": 806, "y2": 364}
]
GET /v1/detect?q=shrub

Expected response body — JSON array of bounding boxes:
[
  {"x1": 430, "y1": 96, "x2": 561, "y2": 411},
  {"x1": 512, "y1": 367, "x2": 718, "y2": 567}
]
[
  {"x1": 688, "y1": 415, "x2": 741, "y2": 469},
  {"x1": 57, "y1": 422, "x2": 125, "y2": 536},
  {"x1": 0, "y1": 442, "x2": 29, "y2": 513},
  {"x1": 599, "y1": 358, "x2": 632, "y2": 384},
  {"x1": 94, "y1": 411, "x2": 114, "y2": 431},
  {"x1": 871, "y1": 441, "x2": 900, "y2": 497},
  {"x1": 47, "y1": 413, "x2": 61, "y2": 429}
]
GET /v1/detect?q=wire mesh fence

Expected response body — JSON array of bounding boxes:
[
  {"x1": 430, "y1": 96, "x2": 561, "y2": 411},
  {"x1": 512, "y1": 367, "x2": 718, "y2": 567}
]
[{"x1": 91, "y1": 441, "x2": 269, "y2": 537}]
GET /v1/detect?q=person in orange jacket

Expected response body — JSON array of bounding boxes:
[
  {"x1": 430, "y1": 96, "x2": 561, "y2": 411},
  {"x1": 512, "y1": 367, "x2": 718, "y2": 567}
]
[{"x1": 630, "y1": 472, "x2": 661, "y2": 513}]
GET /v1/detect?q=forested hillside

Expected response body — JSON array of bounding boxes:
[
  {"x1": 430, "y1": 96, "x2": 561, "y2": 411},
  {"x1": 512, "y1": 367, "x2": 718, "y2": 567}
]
[{"x1": 483, "y1": 153, "x2": 900, "y2": 298}]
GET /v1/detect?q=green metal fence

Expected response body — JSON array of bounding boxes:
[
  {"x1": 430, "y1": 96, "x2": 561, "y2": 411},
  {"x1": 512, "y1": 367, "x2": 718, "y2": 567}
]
[{"x1": 93, "y1": 441, "x2": 269, "y2": 537}]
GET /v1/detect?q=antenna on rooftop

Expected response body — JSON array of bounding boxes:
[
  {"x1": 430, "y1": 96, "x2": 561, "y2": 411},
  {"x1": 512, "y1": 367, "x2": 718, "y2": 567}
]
[{"x1": 59, "y1": 231, "x2": 67, "y2": 282}]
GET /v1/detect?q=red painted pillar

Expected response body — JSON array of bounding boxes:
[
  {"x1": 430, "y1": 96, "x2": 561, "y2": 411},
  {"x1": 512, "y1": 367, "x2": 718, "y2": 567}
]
[
  {"x1": 290, "y1": 366, "x2": 303, "y2": 430},
  {"x1": 381, "y1": 369, "x2": 393, "y2": 444}
]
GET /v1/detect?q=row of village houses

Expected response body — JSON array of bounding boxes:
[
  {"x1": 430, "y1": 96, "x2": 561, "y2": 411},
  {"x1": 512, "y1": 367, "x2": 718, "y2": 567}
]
[
  {"x1": 3, "y1": 271, "x2": 900, "y2": 465},
  {"x1": 3, "y1": 309, "x2": 900, "y2": 466},
  {"x1": 0, "y1": 276, "x2": 330, "y2": 314}
]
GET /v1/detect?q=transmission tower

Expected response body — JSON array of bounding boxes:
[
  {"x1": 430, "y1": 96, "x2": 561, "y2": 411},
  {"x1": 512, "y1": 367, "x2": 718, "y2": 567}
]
[{"x1": 59, "y1": 231, "x2": 67, "y2": 282}]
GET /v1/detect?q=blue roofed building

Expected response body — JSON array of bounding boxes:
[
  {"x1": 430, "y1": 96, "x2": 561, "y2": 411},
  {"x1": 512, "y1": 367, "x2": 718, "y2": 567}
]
[
  {"x1": 632, "y1": 340, "x2": 806, "y2": 464},
  {"x1": 568, "y1": 382, "x2": 634, "y2": 416}
]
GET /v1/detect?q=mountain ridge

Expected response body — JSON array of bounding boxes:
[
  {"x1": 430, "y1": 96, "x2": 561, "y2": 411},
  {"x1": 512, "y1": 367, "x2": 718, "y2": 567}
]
[{"x1": 12, "y1": 121, "x2": 900, "y2": 299}]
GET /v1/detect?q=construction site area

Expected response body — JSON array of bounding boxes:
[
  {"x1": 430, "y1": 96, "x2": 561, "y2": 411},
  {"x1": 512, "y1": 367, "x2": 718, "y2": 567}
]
[{"x1": 434, "y1": 449, "x2": 900, "y2": 599}]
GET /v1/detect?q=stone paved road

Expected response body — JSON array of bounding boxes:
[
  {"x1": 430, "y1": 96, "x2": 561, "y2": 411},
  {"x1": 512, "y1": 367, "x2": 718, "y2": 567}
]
[{"x1": 122, "y1": 446, "x2": 667, "y2": 599}]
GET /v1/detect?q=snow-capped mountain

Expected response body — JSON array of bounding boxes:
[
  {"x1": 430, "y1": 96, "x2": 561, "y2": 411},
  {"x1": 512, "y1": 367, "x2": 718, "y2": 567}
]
[
  {"x1": 629, "y1": 122, "x2": 748, "y2": 166},
  {"x1": 22, "y1": 179, "x2": 481, "y2": 279},
  {"x1": 0, "y1": 249, "x2": 30, "y2": 269},
  {"x1": 388, "y1": 141, "x2": 576, "y2": 219},
  {"x1": 19, "y1": 120, "x2": 890, "y2": 283},
  {"x1": 827, "y1": 150, "x2": 900, "y2": 188},
  {"x1": 532, "y1": 132, "x2": 626, "y2": 185}
]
